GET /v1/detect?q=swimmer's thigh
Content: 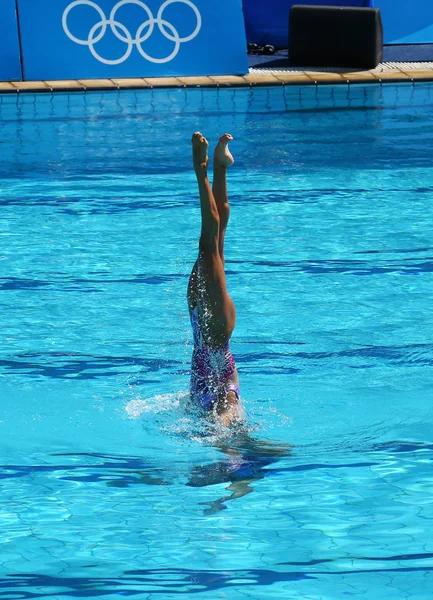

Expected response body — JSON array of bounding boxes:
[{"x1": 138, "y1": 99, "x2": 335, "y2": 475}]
[{"x1": 198, "y1": 247, "x2": 236, "y2": 345}]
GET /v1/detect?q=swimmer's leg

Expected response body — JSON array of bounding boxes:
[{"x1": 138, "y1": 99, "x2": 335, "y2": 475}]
[
  {"x1": 213, "y1": 134, "x2": 234, "y2": 265},
  {"x1": 191, "y1": 132, "x2": 236, "y2": 347},
  {"x1": 187, "y1": 259, "x2": 198, "y2": 314},
  {"x1": 201, "y1": 480, "x2": 254, "y2": 515},
  {"x1": 187, "y1": 133, "x2": 234, "y2": 311}
]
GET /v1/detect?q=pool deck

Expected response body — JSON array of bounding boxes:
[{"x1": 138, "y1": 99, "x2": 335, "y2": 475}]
[{"x1": 1, "y1": 63, "x2": 433, "y2": 93}]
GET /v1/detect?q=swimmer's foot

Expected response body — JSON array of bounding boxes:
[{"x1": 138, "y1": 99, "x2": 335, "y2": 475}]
[
  {"x1": 192, "y1": 132, "x2": 209, "y2": 171},
  {"x1": 214, "y1": 134, "x2": 234, "y2": 169}
]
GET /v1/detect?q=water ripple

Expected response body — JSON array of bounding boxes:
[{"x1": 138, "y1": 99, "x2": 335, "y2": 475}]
[{"x1": 0, "y1": 352, "x2": 181, "y2": 379}]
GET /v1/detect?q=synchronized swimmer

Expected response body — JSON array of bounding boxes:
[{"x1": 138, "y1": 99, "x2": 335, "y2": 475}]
[{"x1": 187, "y1": 132, "x2": 242, "y2": 427}]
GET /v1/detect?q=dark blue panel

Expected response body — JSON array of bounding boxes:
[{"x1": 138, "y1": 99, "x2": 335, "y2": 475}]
[
  {"x1": 0, "y1": 0, "x2": 22, "y2": 80},
  {"x1": 374, "y1": 0, "x2": 433, "y2": 44},
  {"x1": 17, "y1": 0, "x2": 248, "y2": 80},
  {"x1": 383, "y1": 44, "x2": 433, "y2": 61},
  {"x1": 244, "y1": 0, "x2": 373, "y2": 48}
]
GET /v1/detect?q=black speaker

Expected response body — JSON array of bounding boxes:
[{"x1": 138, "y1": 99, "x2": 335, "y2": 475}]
[{"x1": 289, "y1": 5, "x2": 383, "y2": 69}]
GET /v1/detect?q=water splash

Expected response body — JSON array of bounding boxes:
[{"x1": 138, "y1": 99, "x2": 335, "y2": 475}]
[{"x1": 125, "y1": 391, "x2": 185, "y2": 418}]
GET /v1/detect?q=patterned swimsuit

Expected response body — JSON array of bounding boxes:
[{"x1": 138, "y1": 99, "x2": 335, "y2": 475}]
[{"x1": 190, "y1": 306, "x2": 240, "y2": 410}]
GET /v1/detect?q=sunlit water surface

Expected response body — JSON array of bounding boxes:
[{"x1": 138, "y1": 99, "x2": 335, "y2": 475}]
[{"x1": 1, "y1": 84, "x2": 433, "y2": 599}]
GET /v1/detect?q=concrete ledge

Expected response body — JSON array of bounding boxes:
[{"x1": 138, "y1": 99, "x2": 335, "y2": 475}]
[
  {"x1": 400, "y1": 70, "x2": 433, "y2": 80},
  {"x1": 110, "y1": 78, "x2": 150, "y2": 88},
  {"x1": 304, "y1": 72, "x2": 346, "y2": 83},
  {"x1": 342, "y1": 71, "x2": 376, "y2": 81},
  {"x1": 0, "y1": 82, "x2": 17, "y2": 91},
  {"x1": 0, "y1": 67, "x2": 433, "y2": 93},
  {"x1": 243, "y1": 72, "x2": 281, "y2": 85},
  {"x1": 77, "y1": 79, "x2": 118, "y2": 89},
  {"x1": 44, "y1": 80, "x2": 86, "y2": 90},
  {"x1": 273, "y1": 72, "x2": 316, "y2": 84},
  {"x1": 143, "y1": 77, "x2": 183, "y2": 87},
  {"x1": 209, "y1": 75, "x2": 250, "y2": 86},
  {"x1": 369, "y1": 69, "x2": 413, "y2": 82},
  {"x1": 176, "y1": 76, "x2": 216, "y2": 87},
  {"x1": 10, "y1": 81, "x2": 50, "y2": 91}
]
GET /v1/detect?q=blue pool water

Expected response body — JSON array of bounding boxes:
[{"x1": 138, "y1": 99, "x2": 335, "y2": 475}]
[{"x1": 1, "y1": 84, "x2": 433, "y2": 599}]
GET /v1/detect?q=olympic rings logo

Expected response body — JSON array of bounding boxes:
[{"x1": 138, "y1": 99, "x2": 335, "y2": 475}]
[{"x1": 62, "y1": 0, "x2": 202, "y2": 65}]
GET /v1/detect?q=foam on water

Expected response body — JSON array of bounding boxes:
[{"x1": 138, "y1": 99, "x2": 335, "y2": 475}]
[
  {"x1": 124, "y1": 388, "x2": 295, "y2": 449},
  {"x1": 125, "y1": 391, "x2": 185, "y2": 418}
]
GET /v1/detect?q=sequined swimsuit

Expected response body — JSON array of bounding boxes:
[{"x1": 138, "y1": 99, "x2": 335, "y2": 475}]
[{"x1": 190, "y1": 306, "x2": 240, "y2": 410}]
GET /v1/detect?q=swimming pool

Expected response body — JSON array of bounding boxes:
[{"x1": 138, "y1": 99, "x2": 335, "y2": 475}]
[{"x1": 1, "y1": 83, "x2": 433, "y2": 599}]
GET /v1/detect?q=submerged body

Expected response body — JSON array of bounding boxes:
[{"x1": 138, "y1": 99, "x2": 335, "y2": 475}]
[
  {"x1": 187, "y1": 132, "x2": 242, "y2": 426},
  {"x1": 190, "y1": 305, "x2": 240, "y2": 411}
]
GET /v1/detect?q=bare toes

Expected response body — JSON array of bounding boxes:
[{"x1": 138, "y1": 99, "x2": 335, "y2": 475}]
[{"x1": 192, "y1": 132, "x2": 209, "y2": 167}]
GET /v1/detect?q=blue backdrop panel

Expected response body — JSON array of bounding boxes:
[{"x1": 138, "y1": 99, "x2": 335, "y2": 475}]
[
  {"x1": 0, "y1": 0, "x2": 22, "y2": 80},
  {"x1": 374, "y1": 0, "x2": 433, "y2": 44},
  {"x1": 243, "y1": 0, "x2": 373, "y2": 48},
  {"x1": 17, "y1": 0, "x2": 248, "y2": 80}
]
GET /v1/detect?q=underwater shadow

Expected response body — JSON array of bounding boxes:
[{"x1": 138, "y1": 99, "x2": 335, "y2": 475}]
[{"x1": 186, "y1": 431, "x2": 292, "y2": 515}]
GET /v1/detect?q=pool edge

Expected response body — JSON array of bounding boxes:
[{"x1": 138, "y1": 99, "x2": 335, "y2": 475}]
[{"x1": 0, "y1": 69, "x2": 432, "y2": 93}]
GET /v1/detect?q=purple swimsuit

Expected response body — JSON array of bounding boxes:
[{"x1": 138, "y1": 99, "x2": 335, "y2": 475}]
[{"x1": 190, "y1": 306, "x2": 240, "y2": 410}]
